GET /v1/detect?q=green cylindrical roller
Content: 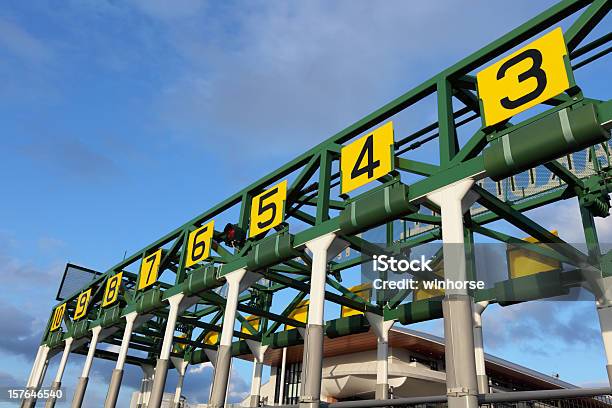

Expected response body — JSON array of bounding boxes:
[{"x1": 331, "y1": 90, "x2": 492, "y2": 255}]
[
  {"x1": 326, "y1": 314, "x2": 370, "y2": 338},
  {"x1": 268, "y1": 328, "x2": 303, "y2": 348},
  {"x1": 339, "y1": 182, "x2": 417, "y2": 236},
  {"x1": 185, "y1": 265, "x2": 222, "y2": 296},
  {"x1": 71, "y1": 319, "x2": 90, "y2": 339},
  {"x1": 136, "y1": 288, "x2": 163, "y2": 314},
  {"x1": 397, "y1": 299, "x2": 443, "y2": 325},
  {"x1": 247, "y1": 231, "x2": 300, "y2": 270},
  {"x1": 484, "y1": 103, "x2": 610, "y2": 181},
  {"x1": 100, "y1": 304, "x2": 122, "y2": 328}
]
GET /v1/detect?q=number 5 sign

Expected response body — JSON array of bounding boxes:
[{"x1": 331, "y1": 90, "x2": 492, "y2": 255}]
[
  {"x1": 477, "y1": 27, "x2": 573, "y2": 127},
  {"x1": 249, "y1": 180, "x2": 287, "y2": 237},
  {"x1": 341, "y1": 121, "x2": 394, "y2": 194}
]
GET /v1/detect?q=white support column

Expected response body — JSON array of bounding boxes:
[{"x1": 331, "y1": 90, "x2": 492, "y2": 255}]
[
  {"x1": 170, "y1": 357, "x2": 189, "y2": 408},
  {"x1": 278, "y1": 347, "x2": 287, "y2": 405},
  {"x1": 473, "y1": 301, "x2": 489, "y2": 394},
  {"x1": 138, "y1": 364, "x2": 155, "y2": 408},
  {"x1": 148, "y1": 293, "x2": 185, "y2": 408},
  {"x1": 596, "y1": 276, "x2": 612, "y2": 386},
  {"x1": 45, "y1": 338, "x2": 73, "y2": 408},
  {"x1": 427, "y1": 179, "x2": 479, "y2": 408},
  {"x1": 71, "y1": 325, "x2": 102, "y2": 408},
  {"x1": 104, "y1": 312, "x2": 138, "y2": 408},
  {"x1": 366, "y1": 313, "x2": 395, "y2": 400},
  {"x1": 25, "y1": 345, "x2": 45, "y2": 388},
  {"x1": 23, "y1": 349, "x2": 50, "y2": 408},
  {"x1": 209, "y1": 268, "x2": 247, "y2": 408},
  {"x1": 299, "y1": 233, "x2": 339, "y2": 408},
  {"x1": 246, "y1": 340, "x2": 269, "y2": 407}
]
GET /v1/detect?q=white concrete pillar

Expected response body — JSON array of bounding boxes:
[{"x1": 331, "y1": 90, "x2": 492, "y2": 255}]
[
  {"x1": 427, "y1": 178, "x2": 479, "y2": 408},
  {"x1": 45, "y1": 338, "x2": 73, "y2": 408},
  {"x1": 23, "y1": 347, "x2": 50, "y2": 408},
  {"x1": 278, "y1": 347, "x2": 287, "y2": 405},
  {"x1": 598, "y1": 302, "x2": 612, "y2": 385},
  {"x1": 246, "y1": 340, "x2": 269, "y2": 407},
  {"x1": 300, "y1": 233, "x2": 336, "y2": 408},
  {"x1": 473, "y1": 301, "x2": 489, "y2": 394},
  {"x1": 170, "y1": 357, "x2": 189, "y2": 408},
  {"x1": 366, "y1": 313, "x2": 395, "y2": 400},
  {"x1": 148, "y1": 293, "x2": 185, "y2": 408},
  {"x1": 104, "y1": 312, "x2": 138, "y2": 408},
  {"x1": 71, "y1": 325, "x2": 102, "y2": 408},
  {"x1": 209, "y1": 268, "x2": 247, "y2": 408},
  {"x1": 138, "y1": 364, "x2": 155, "y2": 408}
]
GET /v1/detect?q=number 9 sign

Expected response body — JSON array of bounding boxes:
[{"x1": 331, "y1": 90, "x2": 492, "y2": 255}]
[
  {"x1": 477, "y1": 27, "x2": 573, "y2": 127},
  {"x1": 249, "y1": 180, "x2": 288, "y2": 237},
  {"x1": 74, "y1": 288, "x2": 92, "y2": 320}
]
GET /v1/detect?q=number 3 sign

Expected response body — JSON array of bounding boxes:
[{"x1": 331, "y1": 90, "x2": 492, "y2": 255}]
[{"x1": 477, "y1": 27, "x2": 573, "y2": 127}]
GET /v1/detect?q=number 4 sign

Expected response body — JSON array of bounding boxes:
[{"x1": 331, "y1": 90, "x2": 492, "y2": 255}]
[
  {"x1": 477, "y1": 27, "x2": 573, "y2": 127},
  {"x1": 341, "y1": 121, "x2": 394, "y2": 194}
]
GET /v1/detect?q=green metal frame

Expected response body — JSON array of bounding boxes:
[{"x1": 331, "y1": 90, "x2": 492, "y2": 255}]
[{"x1": 42, "y1": 0, "x2": 611, "y2": 368}]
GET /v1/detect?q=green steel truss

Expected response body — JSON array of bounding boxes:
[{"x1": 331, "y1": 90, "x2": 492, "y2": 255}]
[{"x1": 41, "y1": 0, "x2": 611, "y2": 369}]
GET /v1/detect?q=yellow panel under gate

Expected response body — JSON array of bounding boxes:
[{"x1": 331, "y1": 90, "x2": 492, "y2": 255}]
[
  {"x1": 285, "y1": 300, "x2": 309, "y2": 330},
  {"x1": 204, "y1": 330, "x2": 219, "y2": 346},
  {"x1": 507, "y1": 230, "x2": 561, "y2": 278},
  {"x1": 241, "y1": 315, "x2": 260, "y2": 334},
  {"x1": 413, "y1": 256, "x2": 445, "y2": 301},
  {"x1": 341, "y1": 283, "x2": 372, "y2": 317},
  {"x1": 173, "y1": 333, "x2": 188, "y2": 354}
]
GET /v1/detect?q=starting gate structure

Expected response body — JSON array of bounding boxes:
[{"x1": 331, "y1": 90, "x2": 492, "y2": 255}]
[{"x1": 21, "y1": 0, "x2": 612, "y2": 407}]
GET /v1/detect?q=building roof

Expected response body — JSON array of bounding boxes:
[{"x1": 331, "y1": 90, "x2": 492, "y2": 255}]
[{"x1": 239, "y1": 325, "x2": 575, "y2": 390}]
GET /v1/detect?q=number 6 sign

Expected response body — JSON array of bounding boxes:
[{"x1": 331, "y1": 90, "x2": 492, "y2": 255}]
[
  {"x1": 477, "y1": 27, "x2": 573, "y2": 127},
  {"x1": 185, "y1": 220, "x2": 214, "y2": 268}
]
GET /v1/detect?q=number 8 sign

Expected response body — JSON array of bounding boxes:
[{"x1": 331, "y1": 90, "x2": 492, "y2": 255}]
[
  {"x1": 477, "y1": 27, "x2": 573, "y2": 127},
  {"x1": 102, "y1": 272, "x2": 123, "y2": 307}
]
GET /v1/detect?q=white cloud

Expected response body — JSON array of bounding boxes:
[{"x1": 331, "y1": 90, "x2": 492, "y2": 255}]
[
  {"x1": 189, "y1": 361, "x2": 213, "y2": 373},
  {"x1": 527, "y1": 196, "x2": 612, "y2": 243}
]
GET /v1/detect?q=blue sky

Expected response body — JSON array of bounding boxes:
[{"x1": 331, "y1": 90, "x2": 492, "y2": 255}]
[{"x1": 0, "y1": 0, "x2": 610, "y2": 406}]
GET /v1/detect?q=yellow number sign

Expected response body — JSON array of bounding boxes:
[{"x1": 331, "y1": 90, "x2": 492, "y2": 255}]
[
  {"x1": 341, "y1": 121, "x2": 394, "y2": 194},
  {"x1": 138, "y1": 249, "x2": 162, "y2": 290},
  {"x1": 477, "y1": 27, "x2": 572, "y2": 127},
  {"x1": 50, "y1": 303, "x2": 66, "y2": 332},
  {"x1": 102, "y1": 272, "x2": 123, "y2": 307},
  {"x1": 74, "y1": 288, "x2": 92, "y2": 320},
  {"x1": 185, "y1": 221, "x2": 215, "y2": 268},
  {"x1": 249, "y1": 180, "x2": 287, "y2": 237}
]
